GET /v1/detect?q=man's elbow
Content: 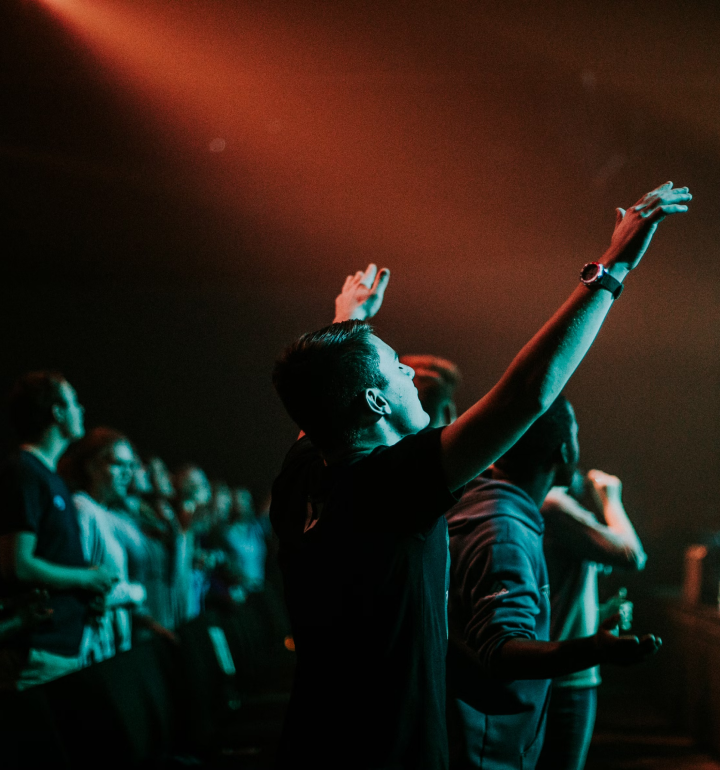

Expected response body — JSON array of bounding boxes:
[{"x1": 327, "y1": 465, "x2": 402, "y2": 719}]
[
  {"x1": 13, "y1": 547, "x2": 42, "y2": 584},
  {"x1": 631, "y1": 549, "x2": 648, "y2": 572},
  {"x1": 14, "y1": 558, "x2": 35, "y2": 583}
]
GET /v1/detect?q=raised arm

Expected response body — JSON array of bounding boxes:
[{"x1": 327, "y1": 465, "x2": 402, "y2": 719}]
[
  {"x1": 440, "y1": 182, "x2": 691, "y2": 491},
  {"x1": 543, "y1": 473, "x2": 646, "y2": 570}
]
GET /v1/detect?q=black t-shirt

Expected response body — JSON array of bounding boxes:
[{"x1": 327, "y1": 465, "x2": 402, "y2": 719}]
[
  {"x1": 0, "y1": 451, "x2": 89, "y2": 656},
  {"x1": 270, "y1": 428, "x2": 458, "y2": 770}
]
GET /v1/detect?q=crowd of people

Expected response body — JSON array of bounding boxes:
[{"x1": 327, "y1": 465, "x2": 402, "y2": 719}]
[
  {"x1": 0, "y1": 373, "x2": 271, "y2": 688},
  {"x1": 0, "y1": 180, "x2": 694, "y2": 770},
  {"x1": 267, "y1": 181, "x2": 691, "y2": 770}
]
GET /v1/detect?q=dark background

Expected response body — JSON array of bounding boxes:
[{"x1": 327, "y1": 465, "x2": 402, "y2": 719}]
[{"x1": 2, "y1": 0, "x2": 719, "y2": 583}]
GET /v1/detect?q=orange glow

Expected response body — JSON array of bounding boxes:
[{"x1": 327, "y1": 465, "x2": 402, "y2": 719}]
[{"x1": 35, "y1": 0, "x2": 533, "y2": 284}]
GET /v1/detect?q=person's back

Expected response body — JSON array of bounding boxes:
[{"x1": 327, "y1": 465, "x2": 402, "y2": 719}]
[
  {"x1": 447, "y1": 475, "x2": 551, "y2": 769},
  {"x1": 271, "y1": 430, "x2": 456, "y2": 768}
]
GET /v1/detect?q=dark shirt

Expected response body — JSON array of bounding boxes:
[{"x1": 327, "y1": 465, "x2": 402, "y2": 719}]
[
  {"x1": 446, "y1": 477, "x2": 551, "y2": 770},
  {"x1": 0, "y1": 451, "x2": 88, "y2": 656},
  {"x1": 270, "y1": 429, "x2": 458, "y2": 770}
]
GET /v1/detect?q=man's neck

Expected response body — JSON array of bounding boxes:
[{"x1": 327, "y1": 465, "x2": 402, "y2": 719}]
[
  {"x1": 323, "y1": 422, "x2": 406, "y2": 465},
  {"x1": 491, "y1": 466, "x2": 555, "y2": 509},
  {"x1": 21, "y1": 429, "x2": 69, "y2": 472}
]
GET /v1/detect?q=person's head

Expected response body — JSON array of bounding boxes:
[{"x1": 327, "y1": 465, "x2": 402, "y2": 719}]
[
  {"x1": 273, "y1": 321, "x2": 429, "y2": 452},
  {"x1": 8, "y1": 371, "x2": 85, "y2": 445},
  {"x1": 494, "y1": 395, "x2": 579, "y2": 487},
  {"x1": 211, "y1": 481, "x2": 233, "y2": 523},
  {"x1": 147, "y1": 456, "x2": 175, "y2": 499},
  {"x1": 231, "y1": 487, "x2": 255, "y2": 523},
  {"x1": 174, "y1": 464, "x2": 212, "y2": 508},
  {"x1": 58, "y1": 427, "x2": 137, "y2": 508},
  {"x1": 399, "y1": 355, "x2": 461, "y2": 428},
  {"x1": 129, "y1": 459, "x2": 153, "y2": 498}
]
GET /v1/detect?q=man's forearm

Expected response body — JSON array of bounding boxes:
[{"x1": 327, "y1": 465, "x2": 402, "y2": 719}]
[
  {"x1": 602, "y1": 498, "x2": 646, "y2": 569},
  {"x1": 494, "y1": 635, "x2": 601, "y2": 680},
  {"x1": 16, "y1": 555, "x2": 88, "y2": 591},
  {"x1": 442, "y1": 281, "x2": 618, "y2": 489}
]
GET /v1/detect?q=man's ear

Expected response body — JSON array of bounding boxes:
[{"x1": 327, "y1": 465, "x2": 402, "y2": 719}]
[
  {"x1": 559, "y1": 442, "x2": 571, "y2": 465},
  {"x1": 51, "y1": 403, "x2": 66, "y2": 425},
  {"x1": 364, "y1": 388, "x2": 391, "y2": 418}
]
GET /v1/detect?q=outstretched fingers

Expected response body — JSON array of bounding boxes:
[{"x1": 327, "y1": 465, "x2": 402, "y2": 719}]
[{"x1": 360, "y1": 263, "x2": 378, "y2": 288}]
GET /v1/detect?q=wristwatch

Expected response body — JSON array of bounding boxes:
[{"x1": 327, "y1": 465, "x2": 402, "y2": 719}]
[{"x1": 580, "y1": 262, "x2": 624, "y2": 300}]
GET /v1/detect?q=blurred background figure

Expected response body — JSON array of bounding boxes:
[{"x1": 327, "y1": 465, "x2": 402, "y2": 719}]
[
  {"x1": 124, "y1": 456, "x2": 182, "y2": 632},
  {"x1": 59, "y1": 428, "x2": 149, "y2": 663},
  {"x1": 0, "y1": 372, "x2": 115, "y2": 689},
  {"x1": 173, "y1": 464, "x2": 213, "y2": 622},
  {"x1": 399, "y1": 355, "x2": 461, "y2": 428},
  {"x1": 223, "y1": 487, "x2": 267, "y2": 602},
  {"x1": 536, "y1": 468, "x2": 647, "y2": 770}
]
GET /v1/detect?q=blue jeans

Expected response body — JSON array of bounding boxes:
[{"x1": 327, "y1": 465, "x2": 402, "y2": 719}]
[{"x1": 535, "y1": 686, "x2": 597, "y2": 770}]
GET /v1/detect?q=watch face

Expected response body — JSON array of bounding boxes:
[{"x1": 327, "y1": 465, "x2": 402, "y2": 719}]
[{"x1": 581, "y1": 263, "x2": 601, "y2": 282}]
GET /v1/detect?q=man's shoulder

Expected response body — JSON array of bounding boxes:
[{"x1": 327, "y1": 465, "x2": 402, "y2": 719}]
[{"x1": 448, "y1": 477, "x2": 542, "y2": 534}]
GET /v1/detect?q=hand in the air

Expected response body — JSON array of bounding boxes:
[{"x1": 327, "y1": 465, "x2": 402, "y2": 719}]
[
  {"x1": 606, "y1": 182, "x2": 692, "y2": 271},
  {"x1": 333, "y1": 263, "x2": 390, "y2": 323},
  {"x1": 587, "y1": 469, "x2": 623, "y2": 506},
  {"x1": 595, "y1": 613, "x2": 661, "y2": 665}
]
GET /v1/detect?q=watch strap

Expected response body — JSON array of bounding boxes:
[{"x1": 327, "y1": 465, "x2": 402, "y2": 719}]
[{"x1": 581, "y1": 263, "x2": 624, "y2": 300}]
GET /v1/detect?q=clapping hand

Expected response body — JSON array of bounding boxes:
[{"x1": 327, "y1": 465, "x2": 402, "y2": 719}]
[{"x1": 333, "y1": 263, "x2": 391, "y2": 323}]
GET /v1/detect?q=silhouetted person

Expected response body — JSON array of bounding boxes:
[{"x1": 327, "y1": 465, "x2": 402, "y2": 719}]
[
  {"x1": 270, "y1": 182, "x2": 689, "y2": 769},
  {"x1": 0, "y1": 372, "x2": 115, "y2": 688},
  {"x1": 447, "y1": 397, "x2": 659, "y2": 770}
]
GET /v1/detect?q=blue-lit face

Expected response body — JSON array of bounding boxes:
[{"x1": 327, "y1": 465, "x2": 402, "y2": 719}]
[{"x1": 370, "y1": 334, "x2": 430, "y2": 437}]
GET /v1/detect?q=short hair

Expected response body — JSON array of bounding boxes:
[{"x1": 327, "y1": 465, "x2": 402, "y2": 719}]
[
  {"x1": 8, "y1": 371, "x2": 67, "y2": 442},
  {"x1": 58, "y1": 427, "x2": 133, "y2": 492},
  {"x1": 495, "y1": 395, "x2": 575, "y2": 475},
  {"x1": 399, "y1": 355, "x2": 461, "y2": 422},
  {"x1": 272, "y1": 321, "x2": 389, "y2": 449}
]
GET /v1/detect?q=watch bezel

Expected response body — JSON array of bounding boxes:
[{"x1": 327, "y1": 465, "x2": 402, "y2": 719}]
[{"x1": 580, "y1": 261, "x2": 606, "y2": 286}]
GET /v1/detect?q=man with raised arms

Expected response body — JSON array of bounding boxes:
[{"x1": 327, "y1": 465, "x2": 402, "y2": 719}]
[{"x1": 269, "y1": 182, "x2": 691, "y2": 769}]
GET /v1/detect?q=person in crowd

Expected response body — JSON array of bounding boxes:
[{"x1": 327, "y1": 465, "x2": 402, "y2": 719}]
[
  {"x1": 201, "y1": 481, "x2": 238, "y2": 605},
  {"x1": 446, "y1": 396, "x2": 658, "y2": 769},
  {"x1": 0, "y1": 372, "x2": 116, "y2": 689},
  {"x1": 124, "y1": 457, "x2": 181, "y2": 631},
  {"x1": 173, "y1": 464, "x2": 213, "y2": 622},
  {"x1": 535, "y1": 468, "x2": 646, "y2": 770},
  {"x1": 59, "y1": 428, "x2": 163, "y2": 663},
  {"x1": 222, "y1": 487, "x2": 267, "y2": 601},
  {"x1": 269, "y1": 181, "x2": 690, "y2": 769},
  {"x1": 146, "y1": 456, "x2": 178, "y2": 521},
  {"x1": 399, "y1": 355, "x2": 462, "y2": 428}
]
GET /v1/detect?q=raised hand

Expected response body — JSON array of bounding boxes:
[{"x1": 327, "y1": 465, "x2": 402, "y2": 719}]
[
  {"x1": 605, "y1": 182, "x2": 692, "y2": 272},
  {"x1": 333, "y1": 263, "x2": 391, "y2": 323},
  {"x1": 595, "y1": 614, "x2": 661, "y2": 665},
  {"x1": 587, "y1": 469, "x2": 623, "y2": 506}
]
